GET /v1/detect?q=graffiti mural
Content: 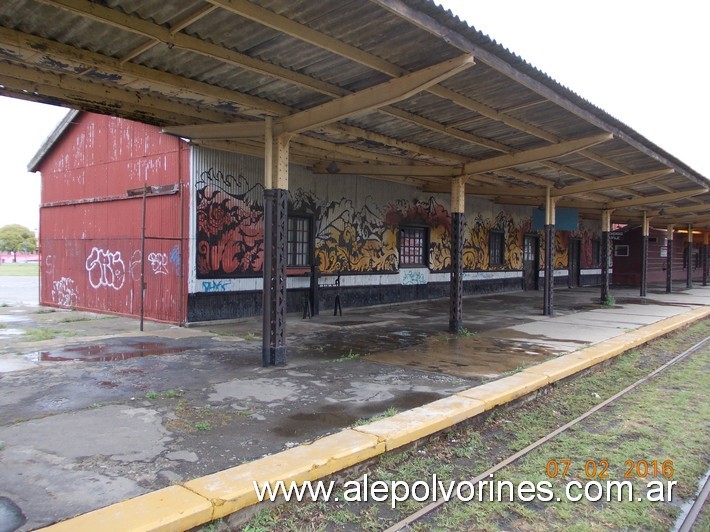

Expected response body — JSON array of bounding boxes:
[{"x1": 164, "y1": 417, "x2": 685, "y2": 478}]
[
  {"x1": 463, "y1": 211, "x2": 524, "y2": 271},
  {"x1": 51, "y1": 277, "x2": 78, "y2": 307},
  {"x1": 401, "y1": 269, "x2": 426, "y2": 285},
  {"x1": 191, "y1": 164, "x2": 598, "y2": 282},
  {"x1": 292, "y1": 189, "x2": 398, "y2": 273},
  {"x1": 196, "y1": 168, "x2": 264, "y2": 278},
  {"x1": 128, "y1": 250, "x2": 142, "y2": 281},
  {"x1": 385, "y1": 198, "x2": 452, "y2": 271},
  {"x1": 86, "y1": 247, "x2": 126, "y2": 290},
  {"x1": 202, "y1": 279, "x2": 230, "y2": 292},
  {"x1": 169, "y1": 244, "x2": 181, "y2": 270},
  {"x1": 148, "y1": 252, "x2": 168, "y2": 275}
]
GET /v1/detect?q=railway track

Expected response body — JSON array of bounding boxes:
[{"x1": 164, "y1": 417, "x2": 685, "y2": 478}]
[{"x1": 385, "y1": 336, "x2": 710, "y2": 532}]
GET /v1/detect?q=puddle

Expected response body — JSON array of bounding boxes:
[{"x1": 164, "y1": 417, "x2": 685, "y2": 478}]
[
  {"x1": 0, "y1": 315, "x2": 28, "y2": 324},
  {"x1": 30, "y1": 342, "x2": 186, "y2": 363},
  {"x1": 0, "y1": 328, "x2": 25, "y2": 337},
  {"x1": 271, "y1": 391, "x2": 444, "y2": 437},
  {"x1": 366, "y1": 335, "x2": 562, "y2": 378},
  {"x1": 0, "y1": 496, "x2": 27, "y2": 532}
]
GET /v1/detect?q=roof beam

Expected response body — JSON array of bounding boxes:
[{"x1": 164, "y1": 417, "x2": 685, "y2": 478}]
[
  {"x1": 658, "y1": 203, "x2": 710, "y2": 216},
  {"x1": 311, "y1": 133, "x2": 612, "y2": 177},
  {"x1": 552, "y1": 169, "x2": 674, "y2": 197},
  {"x1": 40, "y1": 0, "x2": 347, "y2": 98},
  {"x1": 39, "y1": 0, "x2": 514, "y2": 155},
  {"x1": 163, "y1": 54, "x2": 474, "y2": 139},
  {"x1": 279, "y1": 54, "x2": 473, "y2": 134},
  {"x1": 0, "y1": 27, "x2": 480, "y2": 168},
  {"x1": 607, "y1": 189, "x2": 708, "y2": 209},
  {"x1": 422, "y1": 184, "x2": 543, "y2": 196},
  {"x1": 461, "y1": 133, "x2": 612, "y2": 175},
  {"x1": 206, "y1": 0, "x2": 569, "y2": 150},
  {"x1": 312, "y1": 162, "x2": 460, "y2": 177},
  {"x1": 120, "y1": 4, "x2": 219, "y2": 63},
  {"x1": 372, "y1": 0, "x2": 707, "y2": 188}
]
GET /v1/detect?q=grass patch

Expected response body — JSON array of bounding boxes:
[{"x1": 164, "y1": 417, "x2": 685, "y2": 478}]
[
  {"x1": 20, "y1": 327, "x2": 76, "y2": 342},
  {"x1": 323, "y1": 349, "x2": 364, "y2": 363},
  {"x1": 457, "y1": 327, "x2": 476, "y2": 337},
  {"x1": 164, "y1": 399, "x2": 235, "y2": 433},
  {"x1": 0, "y1": 263, "x2": 39, "y2": 276},
  {"x1": 352, "y1": 407, "x2": 399, "y2": 427},
  {"x1": 145, "y1": 389, "x2": 185, "y2": 400},
  {"x1": 58, "y1": 316, "x2": 91, "y2": 323},
  {"x1": 602, "y1": 294, "x2": 616, "y2": 307}
]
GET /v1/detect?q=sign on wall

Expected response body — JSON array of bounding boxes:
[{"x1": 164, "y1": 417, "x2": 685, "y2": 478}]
[{"x1": 531, "y1": 207, "x2": 579, "y2": 231}]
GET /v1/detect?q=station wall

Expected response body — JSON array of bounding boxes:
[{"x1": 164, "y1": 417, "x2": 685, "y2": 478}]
[{"x1": 188, "y1": 148, "x2": 602, "y2": 322}]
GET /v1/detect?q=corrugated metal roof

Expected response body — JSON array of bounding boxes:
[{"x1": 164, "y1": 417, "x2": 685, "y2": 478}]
[{"x1": 5, "y1": 0, "x2": 707, "y2": 225}]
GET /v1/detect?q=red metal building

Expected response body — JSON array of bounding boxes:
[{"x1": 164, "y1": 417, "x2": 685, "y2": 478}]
[
  {"x1": 30, "y1": 111, "x2": 190, "y2": 324},
  {"x1": 611, "y1": 225, "x2": 704, "y2": 287}
]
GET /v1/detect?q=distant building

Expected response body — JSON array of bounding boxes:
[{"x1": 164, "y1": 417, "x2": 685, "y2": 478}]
[{"x1": 611, "y1": 225, "x2": 704, "y2": 287}]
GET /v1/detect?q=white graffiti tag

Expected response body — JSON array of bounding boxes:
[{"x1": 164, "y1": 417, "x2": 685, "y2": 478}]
[
  {"x1": 51, "y1": 277, "x2": 78, "y2": 308},
  {"x1": 147, "y1": 252, "x2": 169, "y2": 275},
  {"x1": 86, "y1": 247, "x2": 126, "y2": 290}
]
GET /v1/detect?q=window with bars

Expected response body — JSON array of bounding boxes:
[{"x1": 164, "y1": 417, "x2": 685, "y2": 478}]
[
  {"x1": 287, "y1": 216, "x2": 312, "y2": 267},
  {"x1": 399, "y1": 226, "x2": 427, "y2": 266},
  {"x1": 489, "y1": 230, "x2": 505, "y2": 266},
  {"x1": 523, "y1": 236, "x2": 537, "y2": 262}
]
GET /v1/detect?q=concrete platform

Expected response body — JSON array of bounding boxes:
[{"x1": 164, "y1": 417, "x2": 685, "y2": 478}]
[{"x1": 0, "y1": 284, "x2": 708, "y2": 530}]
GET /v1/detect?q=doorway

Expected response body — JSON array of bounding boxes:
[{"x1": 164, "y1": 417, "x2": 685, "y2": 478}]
[{"x1": 522, "y1": 234, "x2": 539, "y2": 290}]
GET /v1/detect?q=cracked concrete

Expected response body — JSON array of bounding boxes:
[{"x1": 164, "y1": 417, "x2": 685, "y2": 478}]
[{"x1": 0, "y1": 283, "x2": 707, "y2": 530}]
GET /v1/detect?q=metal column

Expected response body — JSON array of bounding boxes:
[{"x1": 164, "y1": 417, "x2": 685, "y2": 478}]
[
  {"x1": 686, "y1": 224, "x2": 693, "y2": 289},
  {"x1": 600, "y1": 209, "x2": 612, "y2": 305},
  {"x1": 640, "y1": 212, "x2": 649, "y2": 297},
  {"x1": 666, "y1": 225, "x2": 674, "y2": 293},
  {"x1": 542, "y1": 187, "x2": 556, "y2": 316},
  {"x1": 703, "y1": 233, "x2": 709, "y2": 287},
  {"x1": 449, "y1": 176, "x2": 465, "y2": 333},
  {"x1": 262, "y1": 122, "x2": 290, "y2": 366}
]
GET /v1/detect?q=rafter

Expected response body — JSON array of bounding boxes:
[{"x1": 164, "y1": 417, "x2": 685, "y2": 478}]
[
  {"x1": 207, "y1": 0, "x2": 658, "y2": 180},
  {"x1": 312, "y1": 162, "x2": 460, "y2": 177},
  {"x1": 163, "y1": 55, "x2": 474, "y2": 139},
  {"x1": 461, "y1": 134, "x2": 612, "y2": 175},
  {"x1": 552, "y1": 169, "x2": 673, "y2": 197},
  {"x1": 34, "y1": 0, "x2": 637, "y2": 185},
  {"x1": 0, "y1": 27, "x2": 475, "y2": 168},
  {"x1": 120, "y1": 4, "x2": 219, "y2": 64},
  {"x1": 607, "y1": 189, "x2": 707, "y2": 209},
  {"x1": 39, "y1": 0, "x2": 347, "y2": 98},
  {"x1": 658, "y1": 203, "x2": 710, "y2": 216}
]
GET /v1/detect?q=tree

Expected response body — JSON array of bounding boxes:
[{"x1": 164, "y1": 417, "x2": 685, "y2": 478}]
[{"x1": 0, "y1": 224, "x2": 37, "y2": 262}]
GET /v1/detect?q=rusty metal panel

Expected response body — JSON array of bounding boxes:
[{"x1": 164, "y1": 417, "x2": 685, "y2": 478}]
[{"x1": 38, "y1": 113, "x2": 187, "y2": 324}]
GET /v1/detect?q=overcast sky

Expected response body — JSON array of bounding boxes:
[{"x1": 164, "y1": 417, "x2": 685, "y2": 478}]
[{"x1": 0, "y1": 0, "x2": 708, "y2": 231}]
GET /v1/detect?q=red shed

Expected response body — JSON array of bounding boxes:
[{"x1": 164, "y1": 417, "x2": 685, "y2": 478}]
[
  {"x1": 30, "y1": 111, "x2": 190, "y2": 324},
  {"x1": 611, "y1": 225, "x2": 704, "y2": 287}
]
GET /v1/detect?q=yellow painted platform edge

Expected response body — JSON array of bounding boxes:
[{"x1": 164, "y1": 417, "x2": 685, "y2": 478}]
[
  {"x1": 456, "y1": 372, "x2": 549, "y2": 409},
  {"x1": 186, "y1": 429, "x2": 385, "y2": 520},
  {"x1": 36, "y1": 485, "x2": 214, "y2": 532},
  {"x1": 353, "y1": 395, "x2": 486, "y2": 451},
  {"x1": 38, "y1": 306, "x2": 710, "y2": 531},
  {"x1": 525, "y1": 306, "x2": 710, "y2": 384}
]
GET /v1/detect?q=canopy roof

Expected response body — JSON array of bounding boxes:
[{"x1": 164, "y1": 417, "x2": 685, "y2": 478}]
[{"x1": 5, "y1": 0, "x2": 708, "y2": 226}]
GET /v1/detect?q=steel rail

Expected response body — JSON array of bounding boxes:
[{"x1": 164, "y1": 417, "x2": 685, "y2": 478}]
[{"x1": 385, "y1": 335, "x2": 710, "y2": 532}]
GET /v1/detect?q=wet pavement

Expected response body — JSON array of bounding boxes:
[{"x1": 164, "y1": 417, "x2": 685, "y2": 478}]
[{"x1": 0, "y1": 282, "x2": 708, "y2": 530}]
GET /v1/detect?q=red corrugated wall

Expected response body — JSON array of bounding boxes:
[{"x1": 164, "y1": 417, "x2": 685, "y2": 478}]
[{"x1": 38, "y1": 113, "x2": 189, "y2": 324}]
